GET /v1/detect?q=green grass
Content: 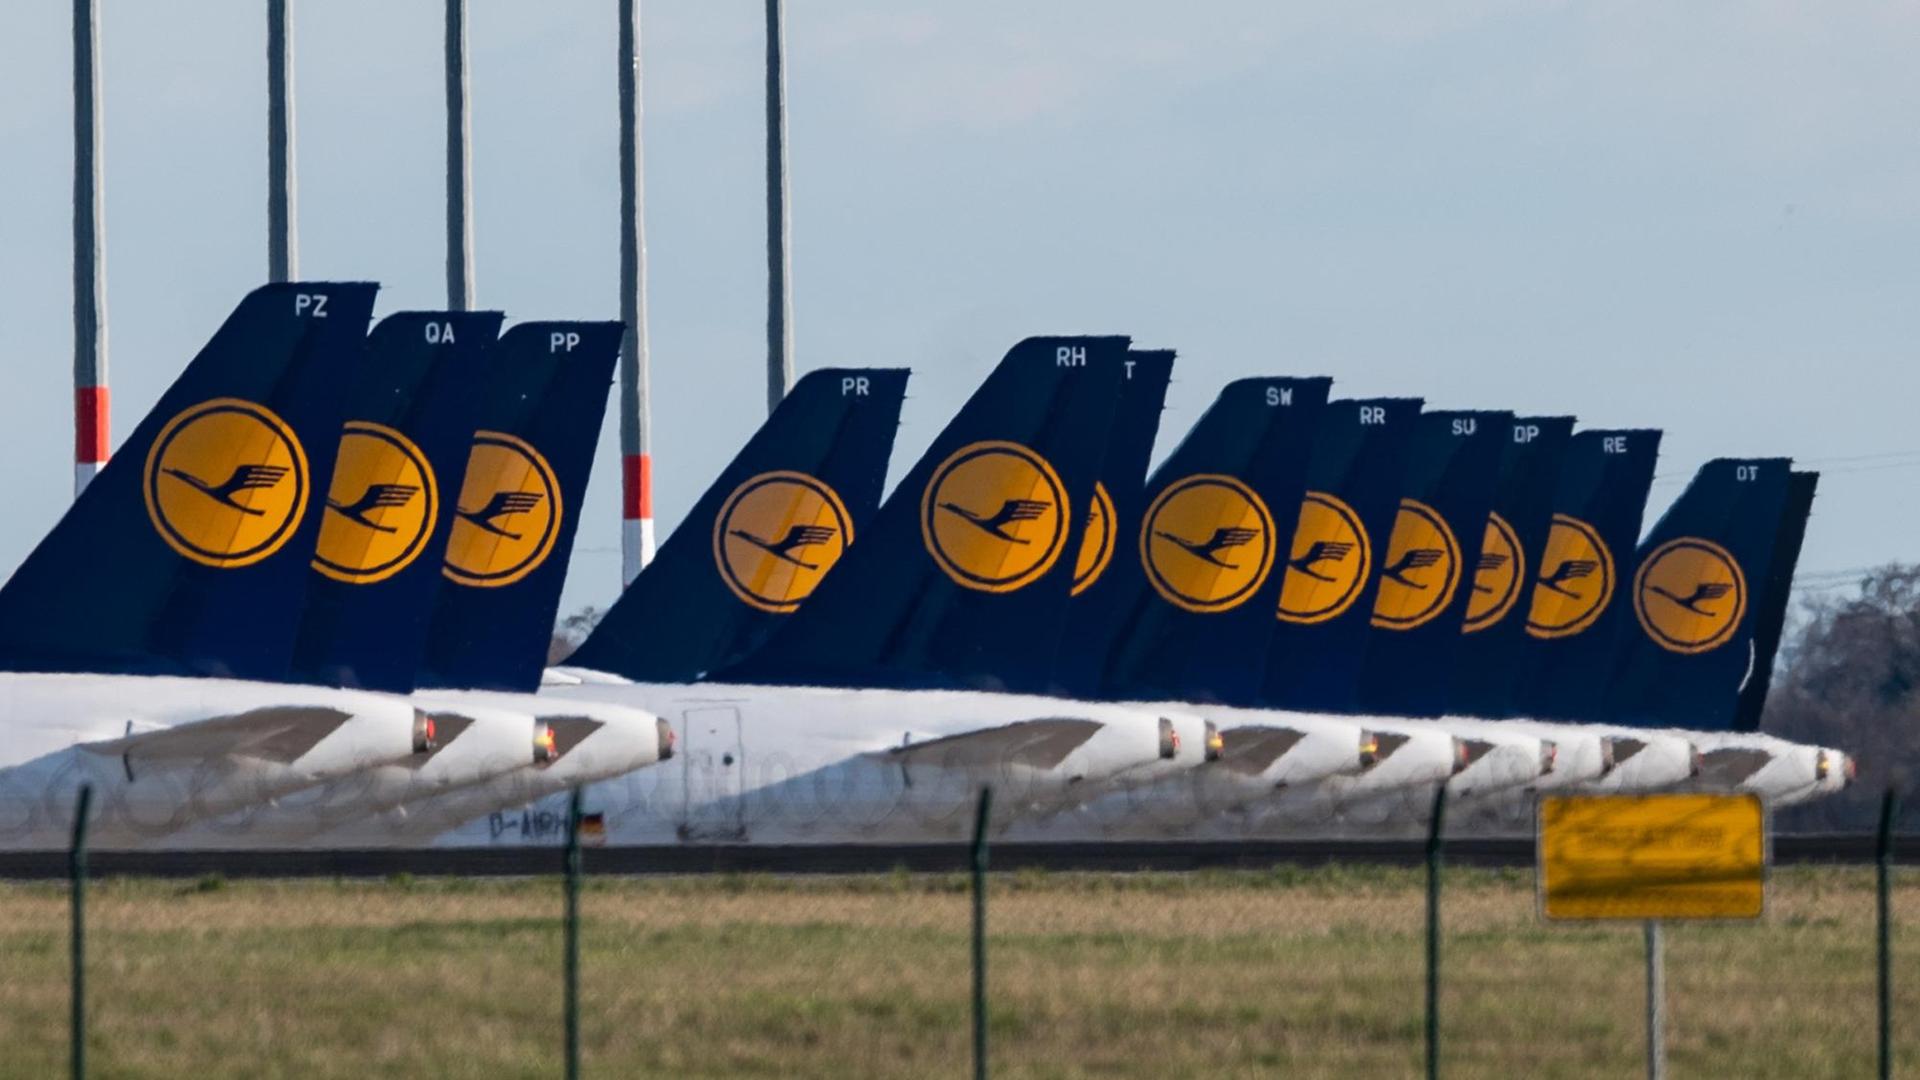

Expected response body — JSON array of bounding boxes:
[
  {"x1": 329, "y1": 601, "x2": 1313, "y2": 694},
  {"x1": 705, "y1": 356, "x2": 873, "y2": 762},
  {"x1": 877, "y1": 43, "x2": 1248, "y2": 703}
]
[{"x1": 0, "y1": 866, "x2": 1913, "y2": 1078}]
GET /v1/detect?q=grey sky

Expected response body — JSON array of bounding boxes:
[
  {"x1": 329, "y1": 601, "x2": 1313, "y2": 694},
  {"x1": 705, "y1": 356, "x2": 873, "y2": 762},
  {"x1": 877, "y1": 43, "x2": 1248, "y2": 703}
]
[{"x1": 2, "y1": 2, "x2": 1916, "y2": 617}]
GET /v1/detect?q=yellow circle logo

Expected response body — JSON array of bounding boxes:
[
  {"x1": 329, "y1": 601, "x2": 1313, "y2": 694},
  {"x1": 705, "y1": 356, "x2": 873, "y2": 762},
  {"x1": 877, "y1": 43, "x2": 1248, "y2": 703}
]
[
  {"x1": 311, "y1": 422, "x2": 439, "y2": 585},
  {"x1": 1634, "y1": 537, "x2": 1748, "y2": 654},
  {"x1": 921, "y1": 441, "x2": 1069, "y2": 593},
  {"x1": 713, "y1": 471, "x2": 854, "y2": 614},
  {"x1": 1525, "y1": 514, "x2": 1615, "y2": 639},
  {"x1": 1371, "y1": 499, "x2": 1463, "y2": 631},
  {"x1": 1277, "y1": 491, "x2": 1371, "y2": 625},
  {"x1": 143, "y1": 397, "x2": 309, "y2": 569},
  {"x1": 1070, "y1": 482, "x2": 1117, "y2": 597},
  {"x1": 1462, "y1": 512, "x2": 1524, "y2": 634},
  {"x1": 443, "y1": 431, "x2": 561, "y2": 588},
  {"x1": 1140, "y1": 474, "x2": 1276, "y2": 614}
]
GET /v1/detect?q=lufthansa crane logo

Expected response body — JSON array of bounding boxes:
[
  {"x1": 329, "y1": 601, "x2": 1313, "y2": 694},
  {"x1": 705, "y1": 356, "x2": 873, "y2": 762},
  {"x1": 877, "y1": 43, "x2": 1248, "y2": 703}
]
[
  {"x1": 1371, "y1": 499, "x2": 1462, "y2": 631},
  {"x1": 920, "y1": 441, "x2": 1068, "y2": 593},
  {"x1": 1140, "y1": 474, "x2": 1275, "y2": 614},
  {"x1": 443, "y1": 431, "x2": 561, "y2": 588},
  {"x1": 1070, "y1": 482, "x2": 1117, "y2": 597},
  {"x1": 1525, "y1": 514, "x2": 1615, "y2": 639},
  {"x1": 713, "y1": 471, "x2": 853, "y2": 613},
  {"x1": 143, "y1": 397, "x2": 309, "y2": 569},
  {"x1": 311, "y1": 422, "x2": 439, "y2": 585},
  {"x1": 1634, "y1": 537, "x2": 1748, "y2": 654},
  {"x1": 1277, "y1": 491, "x2": 1371, "y2": 625},
  {"x1": 1462, "y1": 512, "x2": 1524, "y2": 634}
]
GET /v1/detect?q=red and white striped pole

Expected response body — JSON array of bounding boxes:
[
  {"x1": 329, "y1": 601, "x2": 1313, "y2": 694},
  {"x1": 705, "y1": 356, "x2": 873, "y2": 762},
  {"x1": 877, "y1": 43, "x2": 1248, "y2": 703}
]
[
  {"x1": 74, "y1": 386, "x2": 107, "y2": 495},
  {"x1": 72, "y1": 0, "x2": 108, "y2": 496},
  {"x1": 622, "y1": 450, "x2": 651, "y2": 579},
  {"x1": 617, "y1": 0, "x2": 654, "y2": 584}
]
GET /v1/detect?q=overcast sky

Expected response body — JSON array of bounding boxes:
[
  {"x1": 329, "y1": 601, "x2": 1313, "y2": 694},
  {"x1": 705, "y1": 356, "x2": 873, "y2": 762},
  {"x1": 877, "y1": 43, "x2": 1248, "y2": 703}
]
[{"x1": 2, "y1": 1, "x2": 1916, "y2": 616}]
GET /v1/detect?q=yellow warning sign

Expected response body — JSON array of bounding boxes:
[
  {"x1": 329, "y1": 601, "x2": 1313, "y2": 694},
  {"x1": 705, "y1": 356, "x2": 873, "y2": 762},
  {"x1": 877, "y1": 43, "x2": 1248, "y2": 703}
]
[{"x1": 1539, "y1": 794, "x2": 1766, "y2": 921}]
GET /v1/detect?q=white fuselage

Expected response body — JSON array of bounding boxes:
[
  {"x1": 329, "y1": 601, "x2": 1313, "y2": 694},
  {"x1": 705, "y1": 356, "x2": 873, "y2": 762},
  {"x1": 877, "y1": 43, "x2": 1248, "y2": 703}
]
[
  {"x1": 371, "y1": 673, "x2": 1845, "y2": 848},
  {"x1": 1673, "y1": 730, "x2": 1852, "y2": 806},
  {"x1": 421, "y1": 672, "x2": 1207, "y2": 847},
  {"x1": 318, "y1": 687, "x2": 671, "y2": 847},
  {"x1": 0, "y1": 672, "x2": 421, "y2": 849},
  {"x1": 1002, "y1": 704, "x2": 1369, "y2": 841},
  {"x1": 163, "y1": 696, "x2": 549, "y2": 848}
]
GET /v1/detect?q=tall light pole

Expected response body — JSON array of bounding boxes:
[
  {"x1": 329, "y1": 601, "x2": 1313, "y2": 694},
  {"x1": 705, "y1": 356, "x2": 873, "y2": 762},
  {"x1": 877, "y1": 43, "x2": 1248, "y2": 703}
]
[
  {"x1": 764, "y1": 0, "x2": 793, "y2": 413},
  {"x1": 445, "y1": 0, "x2": 474, "y2": 310},
  {"x1": 617, "y1": 0, "x2": 655, "y2": 583},
  {"x1": 267, "y1": 0, "x2": 297, "y2": 283},
  {"x1": 72, "y1": 0, "x2": 108, "y2": 497}
]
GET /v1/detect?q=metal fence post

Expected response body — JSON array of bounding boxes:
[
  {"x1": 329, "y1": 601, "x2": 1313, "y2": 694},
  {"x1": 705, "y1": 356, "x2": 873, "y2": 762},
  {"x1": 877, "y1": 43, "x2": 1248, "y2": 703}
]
[
  {"x1": 1426, "y1": 784, "x2": 1445, "y2": 1080},
  {"x1": 1645, "y1": 921, "x2": 1665, "y2": 1080},
  {"x1": 69, "y1": 784, "x2": 93, "y2": 1080},
  {"x1": 565, "y1": 787, "x2": 583, "y2": 1080},
  {"x1": 971, "y1": 786, "x2": 993, "y2": 1080},
  {"x1": 1879, "y1": 788, "x2": 1898, "y2": 1080}
]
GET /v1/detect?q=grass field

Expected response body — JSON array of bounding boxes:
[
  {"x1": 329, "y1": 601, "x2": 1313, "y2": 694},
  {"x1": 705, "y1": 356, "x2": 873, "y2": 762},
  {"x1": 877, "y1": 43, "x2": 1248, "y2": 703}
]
[{"x1": 0, "y1": 864, "x2": 1913, "y2": 1078}]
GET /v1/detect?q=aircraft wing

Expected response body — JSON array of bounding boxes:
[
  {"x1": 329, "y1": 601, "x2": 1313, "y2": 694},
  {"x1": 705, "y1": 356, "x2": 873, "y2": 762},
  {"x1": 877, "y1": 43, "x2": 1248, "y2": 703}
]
[
  {"x1": 879, "y1": 718, "x2": 1104, "y2": 772},
  {"x1": 78, "y1": 705, "x2": 357, "y2": 765}
]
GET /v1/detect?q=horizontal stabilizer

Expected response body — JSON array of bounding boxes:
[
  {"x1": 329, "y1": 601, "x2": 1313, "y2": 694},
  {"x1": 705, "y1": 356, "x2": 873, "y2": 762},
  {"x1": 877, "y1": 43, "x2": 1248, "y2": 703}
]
[
  {"x1": 1608, "y1": 736, "x2": 1648, "y2": 767},
  {"x1": 1694, "y1": 747, "x2": 1774, "y2": 787},
  {"x1": 1216, "y1": 726, "x2": 1306, "y2": 776},
  {"x1": 80, "y1": 705, "x2": 355, "y2": 765},
  {"x1": 880, "y1": 718, "x2": 1104, "y2": 772},
  {"x1": 542, "y1": 715, "x2": 606, "y2": 758}
]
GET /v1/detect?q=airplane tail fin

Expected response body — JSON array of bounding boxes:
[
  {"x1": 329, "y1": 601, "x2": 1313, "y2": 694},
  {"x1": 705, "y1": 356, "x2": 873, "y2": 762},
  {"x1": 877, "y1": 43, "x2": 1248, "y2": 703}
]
[
  {"x1": 563, "y1": 367, "x2": 910, "y2": 682},
  {"x1": 1260, "y1": 397, "x2": 1424, "y2": 712},
  {"x1": 289, "y1": 311, "x2": 505, "y2": 693},
  {"x1": 1034, "y1": 349, "x2": 1176, "y2": 695},
  {"x1": 1080, "y1": 376, "x2": 1333, "y2": 704},
  {"x1": 1601, "y1": 458, "x2": 1796, "y2": 731},
  {"x1": 1445, "y1": 416, "x2": 1576, "y2": 716},
  {"x1": 415, "y1": 322, "x2": 622, "y2": 693},
  {"x1": 0, "y1": 283, "x2": 376, "y2": 679},
  {"x1": 719, "y1": 337, "x2": 1131, "y2": 690},
  {"x1": 1510, "y1": 429, "x2": 1661, "y2": 720},
  {"x1": 1354, "y1": 409, "x2": 1515, "y2": 716},
  {"x1": 1729, "y1": 470, "x2": 1817, "y2": 732}
]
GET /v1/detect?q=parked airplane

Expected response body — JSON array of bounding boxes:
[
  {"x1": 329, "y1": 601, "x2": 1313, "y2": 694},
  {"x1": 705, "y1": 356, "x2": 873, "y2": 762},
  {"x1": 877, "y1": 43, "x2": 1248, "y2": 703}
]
[
  {"x1": 335, "y1": 365, "x2": 913, "y2": 844},
  {"x1": 172, "y1": 316, "x2": 669, "y2": 846},
  {"x1": 415, "y1": 340, "x2": 1218, "y2": 845},
  {"x1": 0, "y1": 284, "x2": 441, "y2": 848}
]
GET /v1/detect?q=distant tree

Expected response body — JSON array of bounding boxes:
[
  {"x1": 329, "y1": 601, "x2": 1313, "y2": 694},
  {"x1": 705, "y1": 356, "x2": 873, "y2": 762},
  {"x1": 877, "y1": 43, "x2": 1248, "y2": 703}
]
[
  {"x1": 547, "y1": 605, "x2": 606, "y2": 665},
  {"x1": 1766, "y1": 564, "x2": 1920, "y2": 831}
]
